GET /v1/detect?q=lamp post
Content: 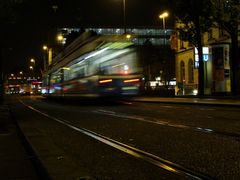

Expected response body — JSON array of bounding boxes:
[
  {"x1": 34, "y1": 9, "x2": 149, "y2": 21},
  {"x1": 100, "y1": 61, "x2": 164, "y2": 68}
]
[
  {"x1": 123, "y1": 0, "x2": 126, "y2": 34},
  {"x1": 43, "y1": 45, "x2": 53, "y2": 67},
  {"x1": 159, "y1": 12, "x2": 168, "y2": 30},
  {"x1": 158, "y1": 11, "x2": 169, "y2": 90},
  {"x1": 159, "y1": 12, "x2": 169, "y2": 44},
  {"x1": 43, "y1": 45, "x2": 48, "y2": 71}
]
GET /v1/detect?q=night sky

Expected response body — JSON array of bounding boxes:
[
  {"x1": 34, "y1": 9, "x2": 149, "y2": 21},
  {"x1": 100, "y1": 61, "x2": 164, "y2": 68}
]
[{"x1": 1, "y1": 0, "x2": 173, "y2": 73}]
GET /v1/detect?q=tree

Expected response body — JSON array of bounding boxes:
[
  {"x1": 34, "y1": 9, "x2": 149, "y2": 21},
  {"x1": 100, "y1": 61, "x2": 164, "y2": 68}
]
[
  {"x1": 210, "y1": 0, "x2": 240, "y2": 95},
  {"x1": 173, "y1": 0, "x2": 213, "y2": 96}
]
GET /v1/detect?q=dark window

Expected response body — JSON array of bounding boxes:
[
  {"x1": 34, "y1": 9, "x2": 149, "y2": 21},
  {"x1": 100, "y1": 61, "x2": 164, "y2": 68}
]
[
  {"x1": 180, "y1": 61, "x2": 185, "y2": 82},
  {"x1": 180, "y1": 40, "x2": 185, "y2": 49},
  {"x1": 208, "y1": 29, "x2": 213, "y2": 40},
  {"x1": 188, "y1": 59, "x2": 194, "y2": 83}
]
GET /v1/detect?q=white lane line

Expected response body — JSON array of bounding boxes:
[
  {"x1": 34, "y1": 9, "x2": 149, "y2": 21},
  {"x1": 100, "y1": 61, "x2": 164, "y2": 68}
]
[{"x1": 94, "y1": 109, "x2": 189, "y2": 128}]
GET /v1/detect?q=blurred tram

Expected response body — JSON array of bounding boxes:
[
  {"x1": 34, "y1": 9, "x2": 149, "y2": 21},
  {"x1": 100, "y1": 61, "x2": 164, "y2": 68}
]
[{"x1": 42, "y1": 34, "x2": 142, "y2": 98}]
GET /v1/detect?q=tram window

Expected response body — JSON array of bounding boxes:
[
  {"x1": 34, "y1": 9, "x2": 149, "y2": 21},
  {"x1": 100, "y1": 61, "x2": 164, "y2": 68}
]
[
  {"x1": 64, "y1": 69, "x2": 72, "y2": 81},
  {"x1": 51, "y1": 71, "x2": 61, "y2": 83},
  {"x1": 99, "y1": 67, "x2": 109, "y2": 75},
  {"x1": 65, "y1": 65, "x2": 86, "y2": 80},
  {"x1": 77, "y1": 68, "x2": 85, "y2": 78}
]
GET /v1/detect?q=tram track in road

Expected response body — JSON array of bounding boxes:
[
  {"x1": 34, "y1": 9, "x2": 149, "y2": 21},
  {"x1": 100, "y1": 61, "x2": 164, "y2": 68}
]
[
  {"x1": 115, "y1": 100, "x2": 240, "y2": 140},
  {"x1": 18, "y1": 99, "x2": 213, "y2": 180},
  {"x1": 93, "y1": 109, "x2": 240, "y2": 140}
]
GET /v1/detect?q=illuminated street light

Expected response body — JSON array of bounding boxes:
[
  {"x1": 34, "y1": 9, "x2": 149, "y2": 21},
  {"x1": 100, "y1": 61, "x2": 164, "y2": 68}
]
[
  {"x1": 20, "y1": 71, "x2": 23, "y2": 75},
  {"x1": 30, "y1": 59, "x2": 36, "y2": 73},
  {"x1": 159, "y1": 12, "x2": 168, "y2": 30},
  {"x1": 57, "y1": 34, "x2": 63, "y2": 41},
  {"x1": 43, "y1": 45, "x2": 48, "y2": 50},
  {"x1": 30, "y1": 58, "x2": 35, "y2": 64},
  {"x1": 42, "y1": 45, "x2": 48, "y2": 71},
  {"x1": 158, "y1": 11, "x2": 169, "y2": 86},
  {"x1": 42, "y1": 44, "x2": 53, "y2": 67},
  {"x1": 159, "y1": 11, "x2": 169, "y2": 44},
  {"x1": 57, "y1": 34, "x2": 66, "y2": 45}
]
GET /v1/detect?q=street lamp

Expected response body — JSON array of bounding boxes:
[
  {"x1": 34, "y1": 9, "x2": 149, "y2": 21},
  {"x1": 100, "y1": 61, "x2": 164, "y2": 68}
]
[
  {"x1": 42, "y1": 45, "x2": 53, "y2": 67},
  {"x1": 159, "y1": 12, "x2": 169, "y2": 29},
  {"x1": 30, "y1": 58, "x2": 35, "y2": 64},
  {"x1": 30, "y1": 59, "x2": 36, "y2": 75},
  {"x1": 42, "y1": 45, "x2": 48, "y2": 71},
  {"x1": 57, "y1": 34, "x2": 66, "y2": 45},
  {"x1": 57, "y1": 34, "x2": 63, "y2": 41},
  {"x1": 43, "y1": 45, "x2": 48, "y2": 51},
  {"x1": 159, "y1": 11, "x2": 169, "y2": 44}
]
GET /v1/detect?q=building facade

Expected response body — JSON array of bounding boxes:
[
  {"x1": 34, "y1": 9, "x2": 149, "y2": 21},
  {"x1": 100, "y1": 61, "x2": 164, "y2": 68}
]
[{"x1": 175, "y1": 26, "x2": 234, "y2": 95}]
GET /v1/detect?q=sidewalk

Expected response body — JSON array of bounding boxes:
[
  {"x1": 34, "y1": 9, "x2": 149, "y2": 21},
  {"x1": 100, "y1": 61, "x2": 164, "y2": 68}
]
[
  {"x1": 132, "y1": 96, "x2": 240, "y2": 107},
  {"x1": 0, "y1": 102, "x2": 39, "y2": 179}
]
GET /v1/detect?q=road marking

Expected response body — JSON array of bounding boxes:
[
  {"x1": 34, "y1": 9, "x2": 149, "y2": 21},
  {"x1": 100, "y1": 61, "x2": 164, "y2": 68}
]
[{"x1": 93, "y1": 109, "x2": 240, "y2": 139}]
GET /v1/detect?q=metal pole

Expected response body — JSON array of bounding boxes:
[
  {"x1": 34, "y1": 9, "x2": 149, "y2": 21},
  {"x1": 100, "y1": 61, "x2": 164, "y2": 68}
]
[
  {"x1": 162, "y1": 17, "x2": 165, "y2": 30},
  {"x1": 123, "y1": 0, "x2": 126, "y2": 34},
  {"x1": 163, "y1": 17, "x2": 166, "y2": 44}
]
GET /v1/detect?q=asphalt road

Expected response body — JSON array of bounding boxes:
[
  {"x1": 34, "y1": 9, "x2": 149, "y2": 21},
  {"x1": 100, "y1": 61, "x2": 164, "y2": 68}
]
[{"x1": 7, "y1": 95, "x2": 240, "y2": 179}]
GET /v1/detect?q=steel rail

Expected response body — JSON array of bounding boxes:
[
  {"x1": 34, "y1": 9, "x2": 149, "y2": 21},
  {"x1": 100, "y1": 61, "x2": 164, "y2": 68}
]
[{"x1": 19, "y1": 99, "x2": 213, "y2": 180}]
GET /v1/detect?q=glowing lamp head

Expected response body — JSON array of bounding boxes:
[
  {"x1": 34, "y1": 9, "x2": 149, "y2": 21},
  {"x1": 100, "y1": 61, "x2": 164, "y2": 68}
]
[
  {"x1": 57, "y1": 34, "x2": 64, "y2": 41},
  {"x1": 43, "y1": 45, "x2": 48, "y2": 50},
  {"x1": 159, "y1": 12, "x2": 169, "y2": 19}
]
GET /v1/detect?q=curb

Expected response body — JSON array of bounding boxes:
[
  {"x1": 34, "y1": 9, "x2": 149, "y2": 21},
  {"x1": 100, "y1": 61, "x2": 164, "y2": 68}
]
[{"x1": 130, "y1": 98, "x2": 240, "y2": 107}]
